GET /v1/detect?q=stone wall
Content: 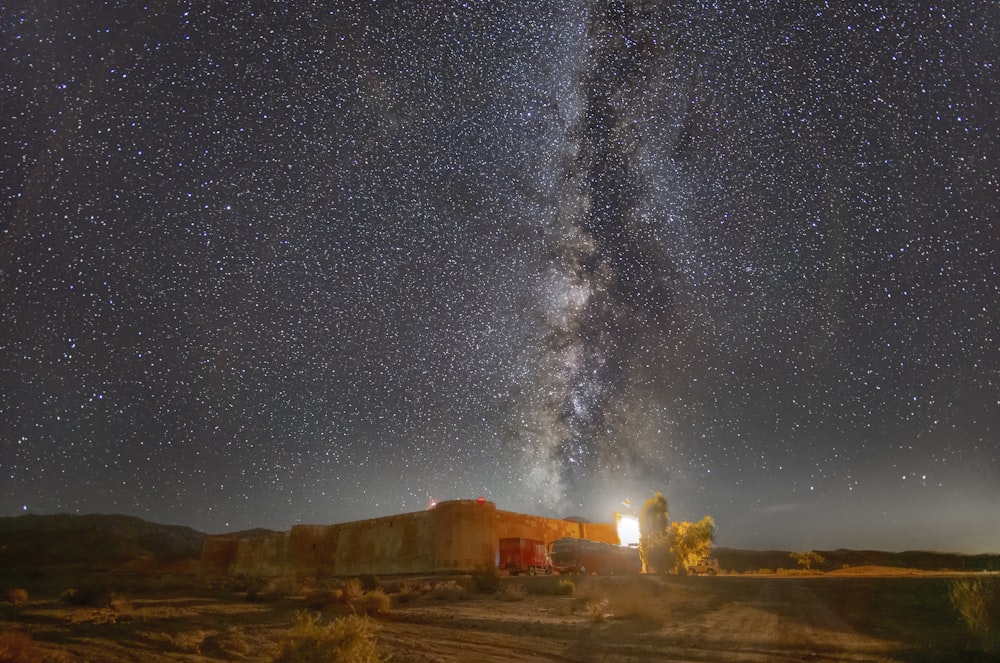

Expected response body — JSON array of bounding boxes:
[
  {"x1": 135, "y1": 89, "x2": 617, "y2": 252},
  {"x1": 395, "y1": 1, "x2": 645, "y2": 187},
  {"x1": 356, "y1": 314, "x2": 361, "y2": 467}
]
[{"x1": 201, "y1": 500, "x2": 621, "y2": 577}]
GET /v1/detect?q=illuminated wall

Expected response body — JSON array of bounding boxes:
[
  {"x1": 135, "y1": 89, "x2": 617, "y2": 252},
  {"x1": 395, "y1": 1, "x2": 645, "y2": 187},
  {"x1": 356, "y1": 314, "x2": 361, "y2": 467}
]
[{"x1": 201, "y1": 500, "x2": 621, "y2": 577}]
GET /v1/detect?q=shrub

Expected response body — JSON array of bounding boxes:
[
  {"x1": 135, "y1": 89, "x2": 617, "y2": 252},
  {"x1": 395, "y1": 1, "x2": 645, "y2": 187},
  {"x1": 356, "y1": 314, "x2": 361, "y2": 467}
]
[
  {"x1": 471, "y1": 566, "x2": 501, "y2": 594},
  {"x1": 556, "y1": 579, "x2": 575, "y2": 595},
  {"x1": 340, "y1": 579, "x2": 364, "y2": 602},
  {"x1": 425, "y1": 581, "x2": 468, "y2": 602},
  {"x1": 949, "y1": 577, "x2": 1000, "y2": 654},
  {"x1": 0, "y1": 630, "x2": 33, "y2": 663},
  {"x1": 358, "y1": 590, "x2": 391, "y2": 615},
  {"x1": 4, "y1": 589, "x2": 28, "y2": 606},
  {"x1": 584, "y1": 597, "x2": 609, "y2": 622},
  {"x1": 272, "y1": 611, "x2": 383, "y2": 663},
  {"x1": 393, "y1": 582, "x2": 420, "y2": 604},
  {"x1": 500, "y1": 583, "x2": 526, "y2": 601}
]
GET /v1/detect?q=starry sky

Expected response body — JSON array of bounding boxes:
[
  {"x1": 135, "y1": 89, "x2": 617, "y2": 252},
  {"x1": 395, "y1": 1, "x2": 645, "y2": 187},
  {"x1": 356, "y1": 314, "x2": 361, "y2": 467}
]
[{"x1": 2, "y1": 1, "x2": 998, "y2": 553}]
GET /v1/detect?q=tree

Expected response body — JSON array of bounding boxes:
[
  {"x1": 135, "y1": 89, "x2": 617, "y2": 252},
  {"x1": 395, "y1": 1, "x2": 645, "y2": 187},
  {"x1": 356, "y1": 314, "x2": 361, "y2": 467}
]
[
  {"x1": 670, "y1": 516, "x2": 716, "y2": 574},
  {"x1": 639, "y1": 492, "x2": 671, "y2": 574},
  {"x1": 790, "y1": 551, "x2": 825, "y2": 571}
]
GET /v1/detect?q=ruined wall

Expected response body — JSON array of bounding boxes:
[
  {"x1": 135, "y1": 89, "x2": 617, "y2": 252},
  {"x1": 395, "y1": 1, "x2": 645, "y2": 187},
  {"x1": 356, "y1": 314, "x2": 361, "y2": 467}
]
[{"x1": 203, "y1": 500, "x2": 619, "y2": 577}]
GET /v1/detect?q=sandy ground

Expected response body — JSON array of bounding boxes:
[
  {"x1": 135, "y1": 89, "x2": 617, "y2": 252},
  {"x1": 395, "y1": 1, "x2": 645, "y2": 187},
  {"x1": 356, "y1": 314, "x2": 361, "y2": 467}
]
[{"x1": 1, "y1": 572, "x2": 992, "y2": 662}]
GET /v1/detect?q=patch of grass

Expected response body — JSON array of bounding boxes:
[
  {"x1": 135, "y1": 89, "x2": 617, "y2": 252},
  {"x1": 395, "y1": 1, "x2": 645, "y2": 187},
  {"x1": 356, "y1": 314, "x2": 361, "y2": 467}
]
[
  {"x1": 272, "y1": 611, "x2": 383, "y2": 663},
  {"x1": 949, "y1": 577, "x2": 1000, "y2": 654}
]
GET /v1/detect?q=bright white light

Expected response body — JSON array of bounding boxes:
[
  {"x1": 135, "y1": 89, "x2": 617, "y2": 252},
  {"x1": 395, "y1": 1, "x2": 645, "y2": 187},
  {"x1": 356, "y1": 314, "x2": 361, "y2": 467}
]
[{"x1": 616, "y1": 513, "x2": 640, "y2": 547}]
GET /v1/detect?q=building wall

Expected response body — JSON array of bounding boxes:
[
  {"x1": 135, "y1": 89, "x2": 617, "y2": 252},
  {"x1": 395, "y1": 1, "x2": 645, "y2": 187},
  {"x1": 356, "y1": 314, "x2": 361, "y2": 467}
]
[{"x1": 202, "y1": 500, "x2": 620, "y2": 577}]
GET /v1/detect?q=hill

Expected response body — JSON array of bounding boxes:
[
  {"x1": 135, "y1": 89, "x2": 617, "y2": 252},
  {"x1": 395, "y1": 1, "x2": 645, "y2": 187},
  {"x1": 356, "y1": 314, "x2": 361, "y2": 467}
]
[{"x1": 0, "y1": 513, "x2": 206, "y2": 567}]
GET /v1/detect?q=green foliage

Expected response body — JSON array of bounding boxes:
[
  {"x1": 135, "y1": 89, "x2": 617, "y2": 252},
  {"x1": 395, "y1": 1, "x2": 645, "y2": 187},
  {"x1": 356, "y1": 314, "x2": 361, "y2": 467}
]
[
  {"x1": 948, "y1": 577, "x2": 1000, "y2": 654},
  {"x1": 471, "y1": 565, "x2": 502, "y2": 593},
  {"x1": 639, "y1": 492, "x2": 671, "y2": 574},
  {"x1": 272, "y1": 611, "x2": 382, "y2": 663},
  {"x1": 789, "y1": 551, "x2": 826, "y2": 571},
  {"x1": 670, "y1": 516, "x2": 717, "y2": 573}
]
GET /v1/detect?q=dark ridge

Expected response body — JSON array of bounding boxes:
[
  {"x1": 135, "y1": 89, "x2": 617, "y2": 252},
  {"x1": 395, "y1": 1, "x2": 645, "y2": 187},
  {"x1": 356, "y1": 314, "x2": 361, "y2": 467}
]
[
  {"x1": 0, "y1": 513, "x2": 206, "y2": 565},
  {"x1": 714, "y1": 547, "x2": 1000, "y2": 573}
]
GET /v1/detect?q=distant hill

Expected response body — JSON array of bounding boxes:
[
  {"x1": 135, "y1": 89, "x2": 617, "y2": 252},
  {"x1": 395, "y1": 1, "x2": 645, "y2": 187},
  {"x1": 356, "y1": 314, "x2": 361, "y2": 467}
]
[
  {"x1": 0, "y1": 513, "x2": 206, "y2": 566},
  {"x1": 715, "y1": 547, "x2": 1000, "y2": 573}
]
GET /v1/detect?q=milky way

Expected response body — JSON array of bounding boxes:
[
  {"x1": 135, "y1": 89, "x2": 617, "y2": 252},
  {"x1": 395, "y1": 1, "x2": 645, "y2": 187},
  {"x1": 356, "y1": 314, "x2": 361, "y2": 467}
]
[{"x1": 2, "y1": 1, "x2": 998, "y2": 552}]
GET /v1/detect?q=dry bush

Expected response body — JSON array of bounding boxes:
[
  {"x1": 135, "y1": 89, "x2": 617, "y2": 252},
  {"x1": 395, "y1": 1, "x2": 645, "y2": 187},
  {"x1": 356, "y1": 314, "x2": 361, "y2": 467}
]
[
  {"x1": 471, "y1": 566, "x2": 502, "y2": 594},
  {"x1": 272, "y1": 611, "x2": 383, "y2": 663},
  {"x1": 949, "y1": 577, "x2": 1000, "y2": 654},
  {"x1": 0, "y1": 630, "x2": 33, "y2": 663},
  {"x1": 500, "y1": 583, "x2": 526, "y2": 601},
  {"x1": 425, "y1": 580, "x2": 468, "y2": 602},
  {"x1": 357, "y1": 590, "x2": 391, "y2": 615},
  {"x1": 340, "y1": 579, "x2": 364, "y2": 602},
  {"x1": 4, "y1": 589, "x2": 28, "y2": 606},
  {"x1": 584, "y1": 597, "x2": 609, "y2": 622},
  {"x1": 393, "y1": 582, "x2": 423, "y2": 604}
]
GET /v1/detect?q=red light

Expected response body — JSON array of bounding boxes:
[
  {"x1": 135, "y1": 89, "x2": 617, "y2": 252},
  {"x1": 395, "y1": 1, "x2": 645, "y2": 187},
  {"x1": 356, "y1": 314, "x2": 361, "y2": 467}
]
[{"x1": 476, "y1": 496, "x2": 485, "y2": 504}]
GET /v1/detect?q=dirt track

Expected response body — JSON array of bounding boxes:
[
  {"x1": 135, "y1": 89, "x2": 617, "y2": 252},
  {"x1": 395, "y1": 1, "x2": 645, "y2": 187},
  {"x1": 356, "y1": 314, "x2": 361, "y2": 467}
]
[
  {"x1": 376, "y1": 576, "x2": 905, "y2": 662},
  {"x1": 1, "y1": 573, "x2": 991, "y2": 661}
]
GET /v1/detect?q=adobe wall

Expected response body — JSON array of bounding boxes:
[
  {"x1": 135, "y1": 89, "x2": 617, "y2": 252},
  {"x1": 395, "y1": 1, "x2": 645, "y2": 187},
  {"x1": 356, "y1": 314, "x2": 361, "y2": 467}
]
[
  {"x1": 202, "y1": 500, "x2": 620, "y2": 577},
  {"x1": 494, "y1": 510, "x2": 619, "y2": 547}
]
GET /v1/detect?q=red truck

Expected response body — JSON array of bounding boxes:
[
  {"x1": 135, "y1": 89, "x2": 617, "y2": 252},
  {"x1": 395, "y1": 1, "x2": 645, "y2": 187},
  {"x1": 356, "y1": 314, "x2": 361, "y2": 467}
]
[{"x1": 499, "y1": 537, "x2": 551, "y2": 575}]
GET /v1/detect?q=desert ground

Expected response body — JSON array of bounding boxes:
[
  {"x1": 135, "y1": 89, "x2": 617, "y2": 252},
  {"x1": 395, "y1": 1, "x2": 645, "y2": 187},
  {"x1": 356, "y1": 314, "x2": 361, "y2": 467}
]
[{"x1": 2, "y1": 568, "x2": 997, "y2": 662}]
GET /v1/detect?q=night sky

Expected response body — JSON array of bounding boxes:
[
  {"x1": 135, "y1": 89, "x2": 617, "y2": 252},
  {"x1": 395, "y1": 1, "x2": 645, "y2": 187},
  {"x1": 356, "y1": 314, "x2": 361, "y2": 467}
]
[{"x1": 3, "y1": 1, "x2": 998, "y2": 553}]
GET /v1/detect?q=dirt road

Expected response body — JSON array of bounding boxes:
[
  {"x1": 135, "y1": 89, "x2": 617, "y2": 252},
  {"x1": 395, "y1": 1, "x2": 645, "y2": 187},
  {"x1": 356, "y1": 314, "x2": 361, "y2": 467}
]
[
  {"x1": 1, "y1": 573, "x2": 987, "y2": 661},
  {"x1": 377, "y1": 576, "x2": 909, "y2": 662}
]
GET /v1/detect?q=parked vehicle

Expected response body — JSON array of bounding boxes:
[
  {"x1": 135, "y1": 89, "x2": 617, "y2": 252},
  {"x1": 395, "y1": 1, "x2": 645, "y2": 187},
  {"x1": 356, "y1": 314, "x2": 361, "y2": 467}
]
[
  {"x1": 549, "y1": 537, "x2": 640, "y2": 575},
  {"x1": 687, "y1": 557, "x2": 720, "y2": 576},
  {"x1": 499, "y1": 537, "x2": 551, "y2": 575}
]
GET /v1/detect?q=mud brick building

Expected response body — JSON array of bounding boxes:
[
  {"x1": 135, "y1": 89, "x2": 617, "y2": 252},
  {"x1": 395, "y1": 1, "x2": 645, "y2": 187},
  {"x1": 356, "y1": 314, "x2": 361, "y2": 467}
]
[{"x1": 201, "y1": 499, "x2": 619, "y2": 577}]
